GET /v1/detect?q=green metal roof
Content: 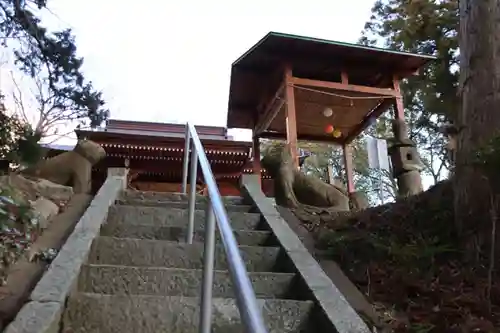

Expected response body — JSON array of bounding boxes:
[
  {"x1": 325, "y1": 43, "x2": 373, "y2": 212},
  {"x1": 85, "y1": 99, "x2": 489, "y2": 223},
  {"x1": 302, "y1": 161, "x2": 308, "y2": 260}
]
[{"x1": 232, "y1": 31, "x2": 436, "y2": 68}]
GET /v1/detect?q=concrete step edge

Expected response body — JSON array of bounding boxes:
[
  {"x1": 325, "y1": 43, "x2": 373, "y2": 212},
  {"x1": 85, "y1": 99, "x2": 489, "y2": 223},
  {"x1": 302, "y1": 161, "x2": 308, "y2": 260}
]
[
  {"x1": 81, "y1": 263, "x2": 293, "y2": 276},
  {"x1": 110, "y1": 204, "x2": 260, "y2": 216},
  {"x1": 116, "y1": 198, "x2": 253, "y2": 209},
  {"x1": 70, "y1": 291, "x2": 312, "y2": 303},
  {"x1": 101, "y1": 224, "x2": 271, "y2": 234},
  {"x1": 93, "y1": 236, "x2": 276, "y2": 249},
  {"x1": 78, "y1": 264, "x2": 296, "y2": 298},
  {"x1": 99, "y1": 225, "x2": 273, "y2": 244},
  {"x1": 64, "y1": 293, "x2": 313, "y2": 332},
  {"x1": 89, "y1": 237, "x2": 281, "y2": 271},
  {"x1": 120, "y1": 191, "x2": 245, "y2": 203}
]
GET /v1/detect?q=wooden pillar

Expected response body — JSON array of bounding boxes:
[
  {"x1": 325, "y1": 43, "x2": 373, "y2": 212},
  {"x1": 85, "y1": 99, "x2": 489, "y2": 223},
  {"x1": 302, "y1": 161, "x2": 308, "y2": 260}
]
[
  {"x1": 342, "y1": 144, "x2": 355, "y2": 194},
  {"x1": 340, "y1": 70, "x2": 349, "y2": 84},
  {"x1": 392, "y1": 75, "x2": 405, "y2": 120},
  {"x1": 252, "y1": 135, "x2": 261, "y2": 187},
  {"x1": 284, "y1": 66, "x2": 299, "y2": 168},
  {"x1": 327, "y1": 164, "x2": 335, "y2": 185}
]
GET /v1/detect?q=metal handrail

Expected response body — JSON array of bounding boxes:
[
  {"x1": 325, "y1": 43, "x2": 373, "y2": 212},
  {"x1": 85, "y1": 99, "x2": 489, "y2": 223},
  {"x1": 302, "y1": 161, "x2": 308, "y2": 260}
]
[{"x1": 181, "y1": 122, "x2": 268, "y2": 333}]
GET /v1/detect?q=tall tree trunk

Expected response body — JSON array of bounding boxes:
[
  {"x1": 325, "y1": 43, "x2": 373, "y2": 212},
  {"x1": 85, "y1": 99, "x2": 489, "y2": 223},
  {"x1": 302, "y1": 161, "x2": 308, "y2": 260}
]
[{"x1": 454, "y1": 1, "x2": 500, "y2": 249}]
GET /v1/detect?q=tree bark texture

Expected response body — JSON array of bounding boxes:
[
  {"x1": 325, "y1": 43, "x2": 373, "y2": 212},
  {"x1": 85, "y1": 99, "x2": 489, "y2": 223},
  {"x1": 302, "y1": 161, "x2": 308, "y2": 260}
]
[{"x1": 455, "y1": 1, "x2": 500, "y2": 246}]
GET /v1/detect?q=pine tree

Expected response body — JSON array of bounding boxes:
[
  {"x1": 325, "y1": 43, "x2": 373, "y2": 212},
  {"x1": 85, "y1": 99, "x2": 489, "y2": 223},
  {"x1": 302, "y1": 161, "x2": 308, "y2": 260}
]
[
  {"x1": 0, "y1": 0, "x2": 108, "y2": 162},
  {"x1": 0, "y1": 0, "x2": 109, "y2": 129},
  {"x1": 360, "y1": 0, "x2": 458, "y2": 181}
]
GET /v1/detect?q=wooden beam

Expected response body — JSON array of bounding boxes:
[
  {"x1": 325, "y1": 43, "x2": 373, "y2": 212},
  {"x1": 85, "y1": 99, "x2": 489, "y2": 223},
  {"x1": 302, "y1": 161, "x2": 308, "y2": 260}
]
[
  {"x1": 254, "y1": 83, "x2": 285, "y2": 135},
  {"x1": 290, "y1": 76, "x2": 401, "y2": 97},
  {"x1": 252, "y1": 136, "x2": 262, "y2": 188},
  {"x1": 327, "y1": 164, "x2": 335, "y2": 185},
  {"x1": 392, "y1": 75, "x2": 405, "y2": 119},
  {"x1": 345, "y1": 98, "x2": 394, "y2": 143},
  {"x1": 255, "y1": 68, "x2": 285, "y2": 110},
  {"x1": 343, "y1": 144, "x2": 355, "y2": 194},
  {"x1": 284, "y1": 66, "x2": 299, "y2": 168},
  {"x1": 260, "y1": 131, "x2": 342, "y2": 145},
  {"x1": 255, "y1": 99, "x2": 285, "y2": 136}
]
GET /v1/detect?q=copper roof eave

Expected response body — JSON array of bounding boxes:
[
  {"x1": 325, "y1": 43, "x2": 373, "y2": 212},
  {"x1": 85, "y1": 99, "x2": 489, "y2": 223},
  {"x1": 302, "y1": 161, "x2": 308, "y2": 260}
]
[
  {"x1": 260, "y1": 130, "x2": 344, "y2": 145},
  {"x1": 76, "y1": 130, "x2": 252, "y2": 149}
]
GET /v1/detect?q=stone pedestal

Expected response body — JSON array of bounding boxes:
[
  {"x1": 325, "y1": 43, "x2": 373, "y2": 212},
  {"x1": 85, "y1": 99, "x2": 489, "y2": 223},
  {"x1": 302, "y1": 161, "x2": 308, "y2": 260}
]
[
  {"x1": 396, "y1": 170, "x2": 424, "y2": 197},
  {"x1": 107, "y1": 167, "x2": 129, "y2": 189},
  {"x1": 349, "y1": 191, "x2": 369, "y2": 211}
]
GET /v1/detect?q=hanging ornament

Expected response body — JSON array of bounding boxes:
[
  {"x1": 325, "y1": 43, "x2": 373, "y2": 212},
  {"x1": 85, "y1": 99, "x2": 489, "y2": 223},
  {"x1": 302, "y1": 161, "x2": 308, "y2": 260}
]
[
  {"x1": 323, "y1": 107, "x2": 333, "y2": 118},
  {"x1": 325, "y1": 124, "x2": 334, "y2": 134},
  {"x1": 332, "y1": 129, "x2": 342, "y2": 138}
]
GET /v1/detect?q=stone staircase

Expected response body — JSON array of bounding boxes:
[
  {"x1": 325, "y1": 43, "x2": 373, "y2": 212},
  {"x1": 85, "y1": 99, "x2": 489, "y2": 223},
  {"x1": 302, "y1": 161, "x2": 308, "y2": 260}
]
[{"x1": 61, "y1": 191, "x2": 315, "y2": 333}]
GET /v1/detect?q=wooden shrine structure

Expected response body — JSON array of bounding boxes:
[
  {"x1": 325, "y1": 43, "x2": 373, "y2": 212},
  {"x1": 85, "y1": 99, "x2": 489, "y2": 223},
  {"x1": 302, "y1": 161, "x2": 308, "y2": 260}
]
[
  {"x1": 227, "y1": 32, "x2": 435, "y2": 193},
  {"x1": 43, "y1": 32, "x2": 434, "y2": 198},
  {"x1": 74, "y1": 119, "x2": 273, "y2": 195}
]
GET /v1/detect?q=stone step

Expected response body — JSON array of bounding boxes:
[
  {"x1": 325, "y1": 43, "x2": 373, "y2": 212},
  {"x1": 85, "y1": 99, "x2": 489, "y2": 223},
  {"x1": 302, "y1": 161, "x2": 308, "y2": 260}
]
[
  {"x1": 116, "y1": 198, "x2": 254, "y2": 212},
  {"x1": 78, "y1": 265, "x2": 295, "y2": 298},
  {"x1": 120, "y1": 190, "x2": 246, "y2": 206},
  {"x1": 100, "y1": 224, "x2": 272, "y2": 246},
  {"x1": 88, "y1": 237, "x2": 280, "y2": 272},
  {"x1": 107, "y1": 205, "x2": 261, "y2": 230},
  {"x1": 63, "y1": 293, "x2": 313, "y2": 333}
]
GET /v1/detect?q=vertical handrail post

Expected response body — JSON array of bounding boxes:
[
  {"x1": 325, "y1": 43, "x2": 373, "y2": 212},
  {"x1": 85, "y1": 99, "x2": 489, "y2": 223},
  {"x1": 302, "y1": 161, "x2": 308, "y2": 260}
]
[
  {"x1": 198, "y1": 201, "x2": 216, "y2": 333},
  {"x1": 186, "y1": 122, "x2": 268, "y2": 333},
  {"x1": 186, "y1": 145, "x2": 198, "y2": 244},
  {"x1": 181, "y1": 126, "x2": 191, "y2": 194}
]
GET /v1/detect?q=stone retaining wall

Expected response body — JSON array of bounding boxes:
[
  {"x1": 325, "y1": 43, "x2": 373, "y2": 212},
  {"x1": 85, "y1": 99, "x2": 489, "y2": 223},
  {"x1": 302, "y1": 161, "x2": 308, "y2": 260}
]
[
  {"x1": 240, "y1": 174, "x2": 372, "y2": 333},
  {"x1": 4, "y1": 169, "x2": 127, "y2": 333}
]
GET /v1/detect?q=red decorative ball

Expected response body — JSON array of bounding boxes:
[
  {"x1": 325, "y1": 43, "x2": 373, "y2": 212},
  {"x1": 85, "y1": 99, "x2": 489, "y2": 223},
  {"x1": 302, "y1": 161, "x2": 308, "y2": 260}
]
[{"x1": 325, "y1": 124, "x2": 334, "y2": 134}]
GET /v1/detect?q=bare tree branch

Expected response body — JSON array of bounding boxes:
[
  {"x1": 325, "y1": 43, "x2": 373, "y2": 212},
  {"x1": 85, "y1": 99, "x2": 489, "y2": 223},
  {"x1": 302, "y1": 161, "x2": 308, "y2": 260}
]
[{"x1": 9, "y1": 71, "x2": 30, "y2": 123}]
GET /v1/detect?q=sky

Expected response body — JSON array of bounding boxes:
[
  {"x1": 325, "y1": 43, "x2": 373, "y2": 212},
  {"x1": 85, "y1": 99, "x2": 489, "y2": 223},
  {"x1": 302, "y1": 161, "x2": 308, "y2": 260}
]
[{"x1": 4, "y1": 0, "x2": 375, "y2": 142}]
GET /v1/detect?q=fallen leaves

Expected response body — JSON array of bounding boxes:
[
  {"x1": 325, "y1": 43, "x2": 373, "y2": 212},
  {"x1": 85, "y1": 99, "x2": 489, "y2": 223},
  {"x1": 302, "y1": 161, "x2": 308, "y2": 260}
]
[
  {"x1": 295, "y1": 181, "x2": 500, "y2": 332},
  {"x1": 0, "y1": 190, "x2": 40, "y2": 286}
]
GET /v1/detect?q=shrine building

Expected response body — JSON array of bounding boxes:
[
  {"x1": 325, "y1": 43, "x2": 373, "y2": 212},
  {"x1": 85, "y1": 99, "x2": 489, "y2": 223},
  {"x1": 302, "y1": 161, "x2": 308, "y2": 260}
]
[
  {"x1": 227, "y1": 32, "x2": 435, "y2": 194},
  {"x1": 45, "y1": 32, "x2": 434, "y2": 198}
]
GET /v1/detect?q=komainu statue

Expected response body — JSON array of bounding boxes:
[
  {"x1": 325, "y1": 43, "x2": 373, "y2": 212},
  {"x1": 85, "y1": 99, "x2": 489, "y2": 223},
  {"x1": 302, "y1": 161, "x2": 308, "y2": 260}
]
[
  {"x1": 261, "y1": 143, "x2": 372, "y2": 230},
  {"x1": 22, "y1": 140, "x2": 106, "y2": 194},
  {"x1": 387, "y1": 119, "x2": 424, "y2": 198},
  {"x1": 261, "y1": 143, "x2": 350, "y2": 210}
]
